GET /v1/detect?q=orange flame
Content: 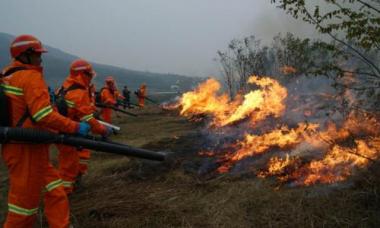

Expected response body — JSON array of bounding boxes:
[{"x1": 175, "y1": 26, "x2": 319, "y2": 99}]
[
  {"x1": 179, "y1": 76, "x2": 287, "y2": 127},
  {"x1": 291, "y1": 138, "x2": 380, "y2": 186},
  {"x1": 280, "y1": 65, "x2": 297, "y2": 75},
  {"x1": 175, "y1": 75, "x2": 380, "y2": 186}
]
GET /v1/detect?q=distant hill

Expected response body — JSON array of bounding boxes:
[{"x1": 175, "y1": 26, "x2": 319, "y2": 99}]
[{"x1": 0, "y1": 32, "x2": 202, "y2": 92}]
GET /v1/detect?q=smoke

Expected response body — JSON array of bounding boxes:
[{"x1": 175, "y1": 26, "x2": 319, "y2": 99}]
[{"x1": 244, "y1": 1, "x2": 319, "y2": 46}]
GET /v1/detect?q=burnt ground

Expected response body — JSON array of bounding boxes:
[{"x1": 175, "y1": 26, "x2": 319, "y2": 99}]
[{"x1": 1, "y1": 106, "x2": 380, "y2": 227}]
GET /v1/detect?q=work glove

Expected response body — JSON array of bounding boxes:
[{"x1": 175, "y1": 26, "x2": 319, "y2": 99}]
[{"x1": 77, "y1": 122, "x2": 90, "y2": 136}]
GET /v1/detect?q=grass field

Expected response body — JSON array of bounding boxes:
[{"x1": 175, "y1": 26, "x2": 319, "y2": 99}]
[{"x1": 1, "y1": 106, "x2": 380, "y2": 227}]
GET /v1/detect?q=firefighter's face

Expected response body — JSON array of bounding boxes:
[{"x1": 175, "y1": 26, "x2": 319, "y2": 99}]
[
  {"x1": 107, "y1": 81, "x2": 114, "y2": 88},
  {"x1": 29, "y1": 52, "x2": 42, "y2": 66}
]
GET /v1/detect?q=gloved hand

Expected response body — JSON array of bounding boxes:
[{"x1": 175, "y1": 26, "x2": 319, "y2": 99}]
[
  {"x1": 77, "y1": 122, "x2": 90, "y2": 136},
  {"x1": 102, "y1": 126, "x2": 113, "y2": 138}
]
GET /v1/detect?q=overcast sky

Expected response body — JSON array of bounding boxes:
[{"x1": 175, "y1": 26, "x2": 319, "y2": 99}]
[{"x1": 0, "y1": 0, "x2": 317, "y2": 77}]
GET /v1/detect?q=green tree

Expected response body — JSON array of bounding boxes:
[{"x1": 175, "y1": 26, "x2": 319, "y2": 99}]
[{"x1": 270, "y1": 0, "x2": 380, "y2": 76}]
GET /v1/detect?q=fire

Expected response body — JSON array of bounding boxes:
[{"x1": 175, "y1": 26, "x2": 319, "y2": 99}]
[
  {"x1": 267, "y1": 155, "x2": 294, "y2": 174},
  {"x1": 180, "y1": 78, "x2": 230, "y2": 121},
  {"x1": 280, "y1": 65, "x2": 297, "y2": 75},
  {"x1": 198, "y1": 151, "x2": 216, "y2": 157},
  {"x1": 179, "y1": 76, "x2": 287, "y2": 127},
  {"x1": 161, "y1": 102, "x2": 181, "y2": 110},
  {"x1": 257, "y1": 154, "x2": 302, "y2": 182},
  {"x1": 290, "y1": 138, "x2": 380, "y2": 186},
  {"x1": 229, "y1": 123, "x2": 317, "y2": 162},
  {"x1": 174, "y1": 75, "x2": 380, "y2": 186}
]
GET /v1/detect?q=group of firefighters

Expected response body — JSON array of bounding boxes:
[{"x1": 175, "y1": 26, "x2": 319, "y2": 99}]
[
  {"x1": 90, "y1": 76, "x2": 146, "y2": 123},
  {"x1": 0, "y1": 35, "x2": 148, "y2": 227}
]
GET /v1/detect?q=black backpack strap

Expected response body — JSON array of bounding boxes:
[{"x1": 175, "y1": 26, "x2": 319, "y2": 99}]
[
  {"x1": 1, "y1": 66, "x2": 29, "y2": 127},
  {"x1": 2, "y1": 66, "x2": 27, "y2": 77},
  {"x1": 64, "y1": 83, "x2": 86, "y2": 94},
  {"x1": 16, "y1": 109, "x2": 31, "y2": 127}
]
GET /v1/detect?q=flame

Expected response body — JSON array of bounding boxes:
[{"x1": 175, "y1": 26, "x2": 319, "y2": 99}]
[
  {"x1": 174, "y1": 75, "x2": 380, "y2": 186},
  {"x1": 198, "y1": 151, "x2": 216, "y2": 157},
  {"x1": 280, "y1": 65, "x2": 297, "y2": 75},
  {"x1": 161, "y1": 102, "x2": 181, "y2": 110},
  {"x1": 180, "y1": 78, "x2": 230, "y2": 120},
  {"x1": 267, "y1": 155, "x2": 294, "y2": 174},
  {"x1": 257, "y1": 154, "x2": 302, "y2": 182},
  {"x1": 231, "y1": 123, "x2": 318, "y2": 161},
  {"x1": 291, "y1": 138, "x2": 380, "y2": 186},
  {"x1": 258, "y1": 115, "x2": 380, "y2": 185},
  {"x1": 179, "y1": 76, "x2": 287, "y2": 127}
]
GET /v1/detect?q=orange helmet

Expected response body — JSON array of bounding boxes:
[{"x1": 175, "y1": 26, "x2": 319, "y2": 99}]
[
  {"x1": 70, "y1": 59, "x2": 96, "y2": 77},
  {"x1": 10, "y1": 34, "x2": 47, "y2": 58},
  {"x1": 105, "y1": 76, "x2": 115, "y2": 83},
  {"x1": 105, "y1": 76, "x2": 116, "y2": 90}
]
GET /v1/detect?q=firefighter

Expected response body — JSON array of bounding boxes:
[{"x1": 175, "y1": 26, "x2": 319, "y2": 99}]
[
  {"x1": 100, "y1": 76, "x2": 117, "y2": 123},
  {"x1": 122, "y1": 85, "x2": 131, "y2": 109},
  {"x1": 113, "y1": 86, "x2": 124, "y2": 118},
  {"x1": 1, "y1": 34, "x2": 90, "y2": 228},
  {"x1": 136, "y1": 83, "x2": 147, "y2": 108},
  {"x1": 114, "y1": 88, "x2": 125, "y2": 108},
  {"x1": 56, "y1": 59, "x2": 111, "y2": 194}
]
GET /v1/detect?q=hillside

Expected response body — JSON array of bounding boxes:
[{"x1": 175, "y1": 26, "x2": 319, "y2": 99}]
[{"x1": 0, "y1": 32, "x2": 202, "y2": 92}]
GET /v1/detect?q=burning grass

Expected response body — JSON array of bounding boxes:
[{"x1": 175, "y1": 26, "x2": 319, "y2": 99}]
[
  {"x1": 0, "y1": 102, "x2": 380, "y2": 226},
  {"x1": 63, "y1": 107, "x2": 380, "y2": 227},
  {"x1": 168, "y1": 75, "x2": 380, "y2": 187},
  {"x1": 65, "y1": 72, "x2": 380, "y2": 226}
]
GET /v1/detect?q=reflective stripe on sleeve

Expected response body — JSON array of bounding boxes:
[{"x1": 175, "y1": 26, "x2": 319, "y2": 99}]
[
  {"x1": 32, "y1": 105, "x2": 53, "y2": 122},
  {"x1": 8, "y1": 203, "x2": 38, "y2": 216},
  {"x1": 45, "y1": 179, "x2": 63, "y2": 192},
  {"x1": 0, "y1": 84, "x2": 24, "y2": 96},
  {"x1": 79, "y1": 159, "x2": 89, "y2": 164},
  {"x1": 62, "y1": 181, "x2": 73, "y2": 188},
  {"x1": 80, "y1": 114, "x2": 94, "y2": 122},
  {"x1": 65, "y1": 99, "x2": 75, "y2": 108}
]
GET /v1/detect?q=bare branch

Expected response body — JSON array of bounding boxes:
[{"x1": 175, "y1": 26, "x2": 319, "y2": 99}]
[{"x1": 357, "y1": 0, "x2": 380, "y2": 14}]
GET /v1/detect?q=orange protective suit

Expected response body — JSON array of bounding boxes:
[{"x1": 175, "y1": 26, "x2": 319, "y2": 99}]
[
  {"x1": 100, "y1": 87, "x2": 116, "y2": 123},
  {"x1": 114, "y1": 90, "x2": 125, "y2": 103},
  {"x1": 57, "y1": 73, "x2": 106, "y2": 193},
  {"x1": 1, "y1": 61, "x2": 80, "y2": 228},
  {"x1": 137, "y1": 84, "x2": 147, "y2": 108},
  {"x1": 77, "y1": 83, "x2": 97, "y2": 175}
]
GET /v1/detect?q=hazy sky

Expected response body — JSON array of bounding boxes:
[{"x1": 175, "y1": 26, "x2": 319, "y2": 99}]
[{"x1": 0, "y1": 0, "x2": 317, "y2": 77}]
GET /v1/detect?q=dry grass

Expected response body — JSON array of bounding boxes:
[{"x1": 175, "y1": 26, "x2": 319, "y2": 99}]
[{"x1": 1, "y1": 106, "x2": 380, "y2": 227}]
